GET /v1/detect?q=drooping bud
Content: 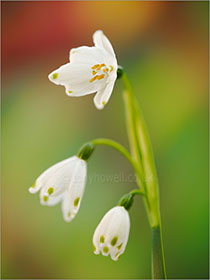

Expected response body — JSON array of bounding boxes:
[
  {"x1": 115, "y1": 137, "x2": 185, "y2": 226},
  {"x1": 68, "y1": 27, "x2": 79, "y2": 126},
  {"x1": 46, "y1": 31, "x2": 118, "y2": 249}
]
[{"x1": 77, "y1": 142, "x2": 95, "y2": 161}]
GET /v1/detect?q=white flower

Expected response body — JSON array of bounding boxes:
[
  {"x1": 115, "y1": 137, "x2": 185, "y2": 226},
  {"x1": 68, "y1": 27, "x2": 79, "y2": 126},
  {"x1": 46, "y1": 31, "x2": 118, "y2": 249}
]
[
  {"x1": 93, "y1": 206, "x2": 130, "y2": 261},
  {"x1": 48, "y1": 30, "x2": 118, "y2": 110},
  {"x1": 29, "y1": 156, "x2": 87, "y2": 222}
]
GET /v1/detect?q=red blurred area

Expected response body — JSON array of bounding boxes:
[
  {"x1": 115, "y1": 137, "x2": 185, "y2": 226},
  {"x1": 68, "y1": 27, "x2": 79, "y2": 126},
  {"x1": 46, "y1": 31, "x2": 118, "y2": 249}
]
[
  {"x1": 1, "y1": 1, "x2": 208, "y2": 84},
  {"x1": 1, "y1": 1, "x2": 162, "y2": 76},
  {"x1": 1, "y1": 1, "x2": 87, "y2": 74}
]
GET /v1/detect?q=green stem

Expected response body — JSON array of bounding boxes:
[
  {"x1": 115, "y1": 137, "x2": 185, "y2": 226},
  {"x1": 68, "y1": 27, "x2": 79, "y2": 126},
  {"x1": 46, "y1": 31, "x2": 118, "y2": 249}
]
[
  {"x1": 91, "y1": 138, "x2": 143, "y2": 189},
  {"x1": 152, "y1": 226, "x2": 167, "y2": 279},
  {"x1": 121, "y1": 71, "x2": 167, "y2": 279}
]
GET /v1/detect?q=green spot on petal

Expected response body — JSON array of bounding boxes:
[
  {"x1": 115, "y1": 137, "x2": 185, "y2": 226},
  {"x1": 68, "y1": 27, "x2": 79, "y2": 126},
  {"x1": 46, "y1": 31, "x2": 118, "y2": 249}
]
[
  {"x1": 43, "y1": 195, "x2": 48, "y2": 202},
  {"x1": 93, "y1": 244, "x2": 96, "y2": 252},
  {"x1": 117, "y1": 242, "x2": 123, "y2": 250},
  {"x1": 115, "y1": 251, "x2": 120, "y2": 258},
  {"x1": 111, "y1": 236, "x2": 118, "y2": 246},
  {"x1": 52, "y1": 73, "x2": 58, "y2": 79},
  {"x1": 68, "y1": 90, "x2": 72, "y2": 94},
  {"x1": 102, "y1": 101, "x2": 106, "y2": 106},
  {"x1": 103, "y1": 246, "x2": 109, "y2": 253},
  {"x1": 47, "y1": 187, "x2": 54, "y2": 195},
  {"x1": 31, "y1": 182, "x2": 36, "y2": 188},
  {"x1": 100, "y1": 235, "x2": 105, "y2": 243},
  {"x1": 74, "y1": 197, "x2": 80, "y2": 207},
  {"x1": 67, "y1": 212, "x2": 71, "y2": 217}
]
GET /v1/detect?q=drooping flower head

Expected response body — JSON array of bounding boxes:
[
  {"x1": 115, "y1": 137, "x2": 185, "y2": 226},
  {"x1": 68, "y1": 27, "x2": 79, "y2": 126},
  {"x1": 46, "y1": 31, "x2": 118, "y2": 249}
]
[
  {"x1": 48, "y1": 30, "x2": 118, "y2": 110},
  {"x1": 93, "y1": 206, "x2": 130, "y2": 261},
  {"x1": 29, "y1": 156, "x2": 87, "y2": 222}
]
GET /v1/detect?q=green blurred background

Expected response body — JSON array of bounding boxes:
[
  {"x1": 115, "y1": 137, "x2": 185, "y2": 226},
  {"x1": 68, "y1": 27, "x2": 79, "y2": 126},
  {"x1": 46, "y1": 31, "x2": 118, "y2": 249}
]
[{"x1": 1, "y1": 1, "x2": 209, "y2": 279}]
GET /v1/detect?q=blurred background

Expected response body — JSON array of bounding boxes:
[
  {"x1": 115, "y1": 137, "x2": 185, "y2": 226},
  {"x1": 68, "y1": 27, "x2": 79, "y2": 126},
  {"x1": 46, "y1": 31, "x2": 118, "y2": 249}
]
[{"x1": 1, "y1": 1, "x2": 209, "y2": 279}]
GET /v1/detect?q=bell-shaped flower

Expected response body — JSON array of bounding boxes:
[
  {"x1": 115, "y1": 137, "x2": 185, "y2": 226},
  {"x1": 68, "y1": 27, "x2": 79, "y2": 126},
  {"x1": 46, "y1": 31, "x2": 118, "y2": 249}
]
[
  {"x1": 48, "y1": 30, "x2": 118, "y2": 110},
  {"x1": 29, "y1": 156, "x2": 87, "y2": 222},
  {"x1": 93, "y1": 206, "x2": 130, "y2": 261}
]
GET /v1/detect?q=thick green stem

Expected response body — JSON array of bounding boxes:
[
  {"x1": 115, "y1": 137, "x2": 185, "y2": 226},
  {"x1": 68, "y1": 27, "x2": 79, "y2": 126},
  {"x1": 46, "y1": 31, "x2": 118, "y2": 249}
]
[
  {"x1": 121, "y1": 71, "x2": 166, "y2": 279},
  {"x1": 152, "y1": 226, "x2": 167, "y2": 279}
]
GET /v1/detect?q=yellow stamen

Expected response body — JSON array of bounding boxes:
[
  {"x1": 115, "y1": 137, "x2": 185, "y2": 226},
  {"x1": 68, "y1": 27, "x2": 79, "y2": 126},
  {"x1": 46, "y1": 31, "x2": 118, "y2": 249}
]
[
  {"x1": 89, "y1": 74, "x2": 105, "y2": 83},
  {"x1": 92, "y1": 70, "x2": 97, "y2": 75},
  {"x1": 89, "y1": 76, "x2": 97, "y2": 83},
  {"x1": 97, "y1": 63, "x2": 105, "y2": 70},
  {"x1": 103, "y1": 68, "x2": 109, "y2": 73},
  {"x1": 92, "y1": 64, "x2": 100, "y2": 70},
  {"x1": 96, "y1": 74, "x2": 105, "y2": 80}
]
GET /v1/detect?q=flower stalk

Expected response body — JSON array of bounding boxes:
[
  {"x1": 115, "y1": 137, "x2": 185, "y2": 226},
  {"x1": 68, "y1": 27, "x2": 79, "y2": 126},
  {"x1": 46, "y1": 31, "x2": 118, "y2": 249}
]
[{"x1": 121, "y1": 70, "x2": 167, "y2": 279}]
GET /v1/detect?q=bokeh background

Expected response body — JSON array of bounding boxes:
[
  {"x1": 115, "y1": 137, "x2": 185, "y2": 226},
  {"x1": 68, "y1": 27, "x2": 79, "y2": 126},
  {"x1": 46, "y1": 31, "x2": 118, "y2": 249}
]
[{"x1": 1, "y1": 1, "x2": 209, "y2": 279}]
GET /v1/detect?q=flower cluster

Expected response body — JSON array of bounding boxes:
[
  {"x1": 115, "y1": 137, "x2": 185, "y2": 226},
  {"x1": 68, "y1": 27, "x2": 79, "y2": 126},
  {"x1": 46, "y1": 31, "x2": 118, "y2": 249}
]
[{"x1": 29, "y1": 31, "x2": 131, "y2": 261}]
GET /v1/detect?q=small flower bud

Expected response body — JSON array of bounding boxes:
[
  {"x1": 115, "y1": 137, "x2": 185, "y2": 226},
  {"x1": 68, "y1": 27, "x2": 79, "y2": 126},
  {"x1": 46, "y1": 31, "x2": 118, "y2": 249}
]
[
  {"x1": 118, "y1": 193, "x2": 134, "y2": 210},
  {"x1": 77, "y1": 143, "x2": 95, "y2": 161}
]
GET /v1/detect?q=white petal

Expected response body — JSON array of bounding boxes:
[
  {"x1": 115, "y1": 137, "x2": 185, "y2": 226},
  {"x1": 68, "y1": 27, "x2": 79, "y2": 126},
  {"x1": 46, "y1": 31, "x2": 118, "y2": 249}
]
[
  {"x1": 61, "y1": 158, "x2": 87, "y2": 222},
  {"x1": 61, "y1": 192, "x2": 74, "y2": 222},
  {"x1": 48, "y1": 63, "x2": 107, "y2": 97},
  {"x1": 93, "y1": 81, "x2": 115, "y2": 110},
  {"x1": 93, "y1": 30, "x2": 116, "y2": 58},
  {"x1": 41, "y1": 193, "x2": 64, "y2": 207},
  {"x1": 70, "y1": 46, "x2": 107, "y2": 65},
  {"x1": 29, "y1": 158, "x2": 70, "y2": 194},
  {"x1": 39, "y1": 156, "x2": 83, "y2": 204}
]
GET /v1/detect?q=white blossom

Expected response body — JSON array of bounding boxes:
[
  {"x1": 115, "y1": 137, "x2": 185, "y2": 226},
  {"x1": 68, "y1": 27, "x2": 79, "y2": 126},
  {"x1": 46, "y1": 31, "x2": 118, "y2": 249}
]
[
  {"x1": 93, "y1": 206, "x2": 130, "y2": 261},
  {"x1": 29, "y1": 156, "x2": 87, "y2": 222},
  {"x1": 48, "y1": 30, "x2": 118, "y2": 110}
]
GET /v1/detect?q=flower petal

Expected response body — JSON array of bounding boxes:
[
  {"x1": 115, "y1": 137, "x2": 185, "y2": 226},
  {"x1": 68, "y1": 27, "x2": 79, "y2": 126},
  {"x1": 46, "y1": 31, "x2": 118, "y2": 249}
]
[
  {"x1": 29, "y1": 158, "x2": 70, "y2": 194},
  {"x1": 61, "y1": 158, "x2": 87, "y2": 222},
  {"x1": 93, "y1": 30, "x2": 116, "y2": 58},
  {"x1": 70, "y1": 46, "x2": 107, "y2": 65},
  {"x1": 39, "y1": 156, "x2": 82, "y2": 204},
  {"x1": 93, "y1": 81, "x2": 115, "y2": 110},
  {"x1": 48, "y1": 63, "x2": 107, "y2": 97},
  {"x1": 41, "y1": 193, "x2": 64, "y2": 207}
]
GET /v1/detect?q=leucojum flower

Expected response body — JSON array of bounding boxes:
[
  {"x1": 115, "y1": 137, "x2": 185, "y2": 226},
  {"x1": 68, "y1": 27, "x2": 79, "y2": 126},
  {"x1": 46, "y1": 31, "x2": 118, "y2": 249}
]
[
  {"x1": 31, "y1": 29, "x2": 167, "y2": 276},
  {"x1": 29, "y1": 156, "x2": 87, "y2": 222},
  {"x1": 48, "y1": 30, "x2": 118, "y2": 110},
  {"x1": 29, "y1": 144, "x2": 94, "y2": 222},
  {"x1": 93, "y1": 206, "x2": 130, "y2": 261}
]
